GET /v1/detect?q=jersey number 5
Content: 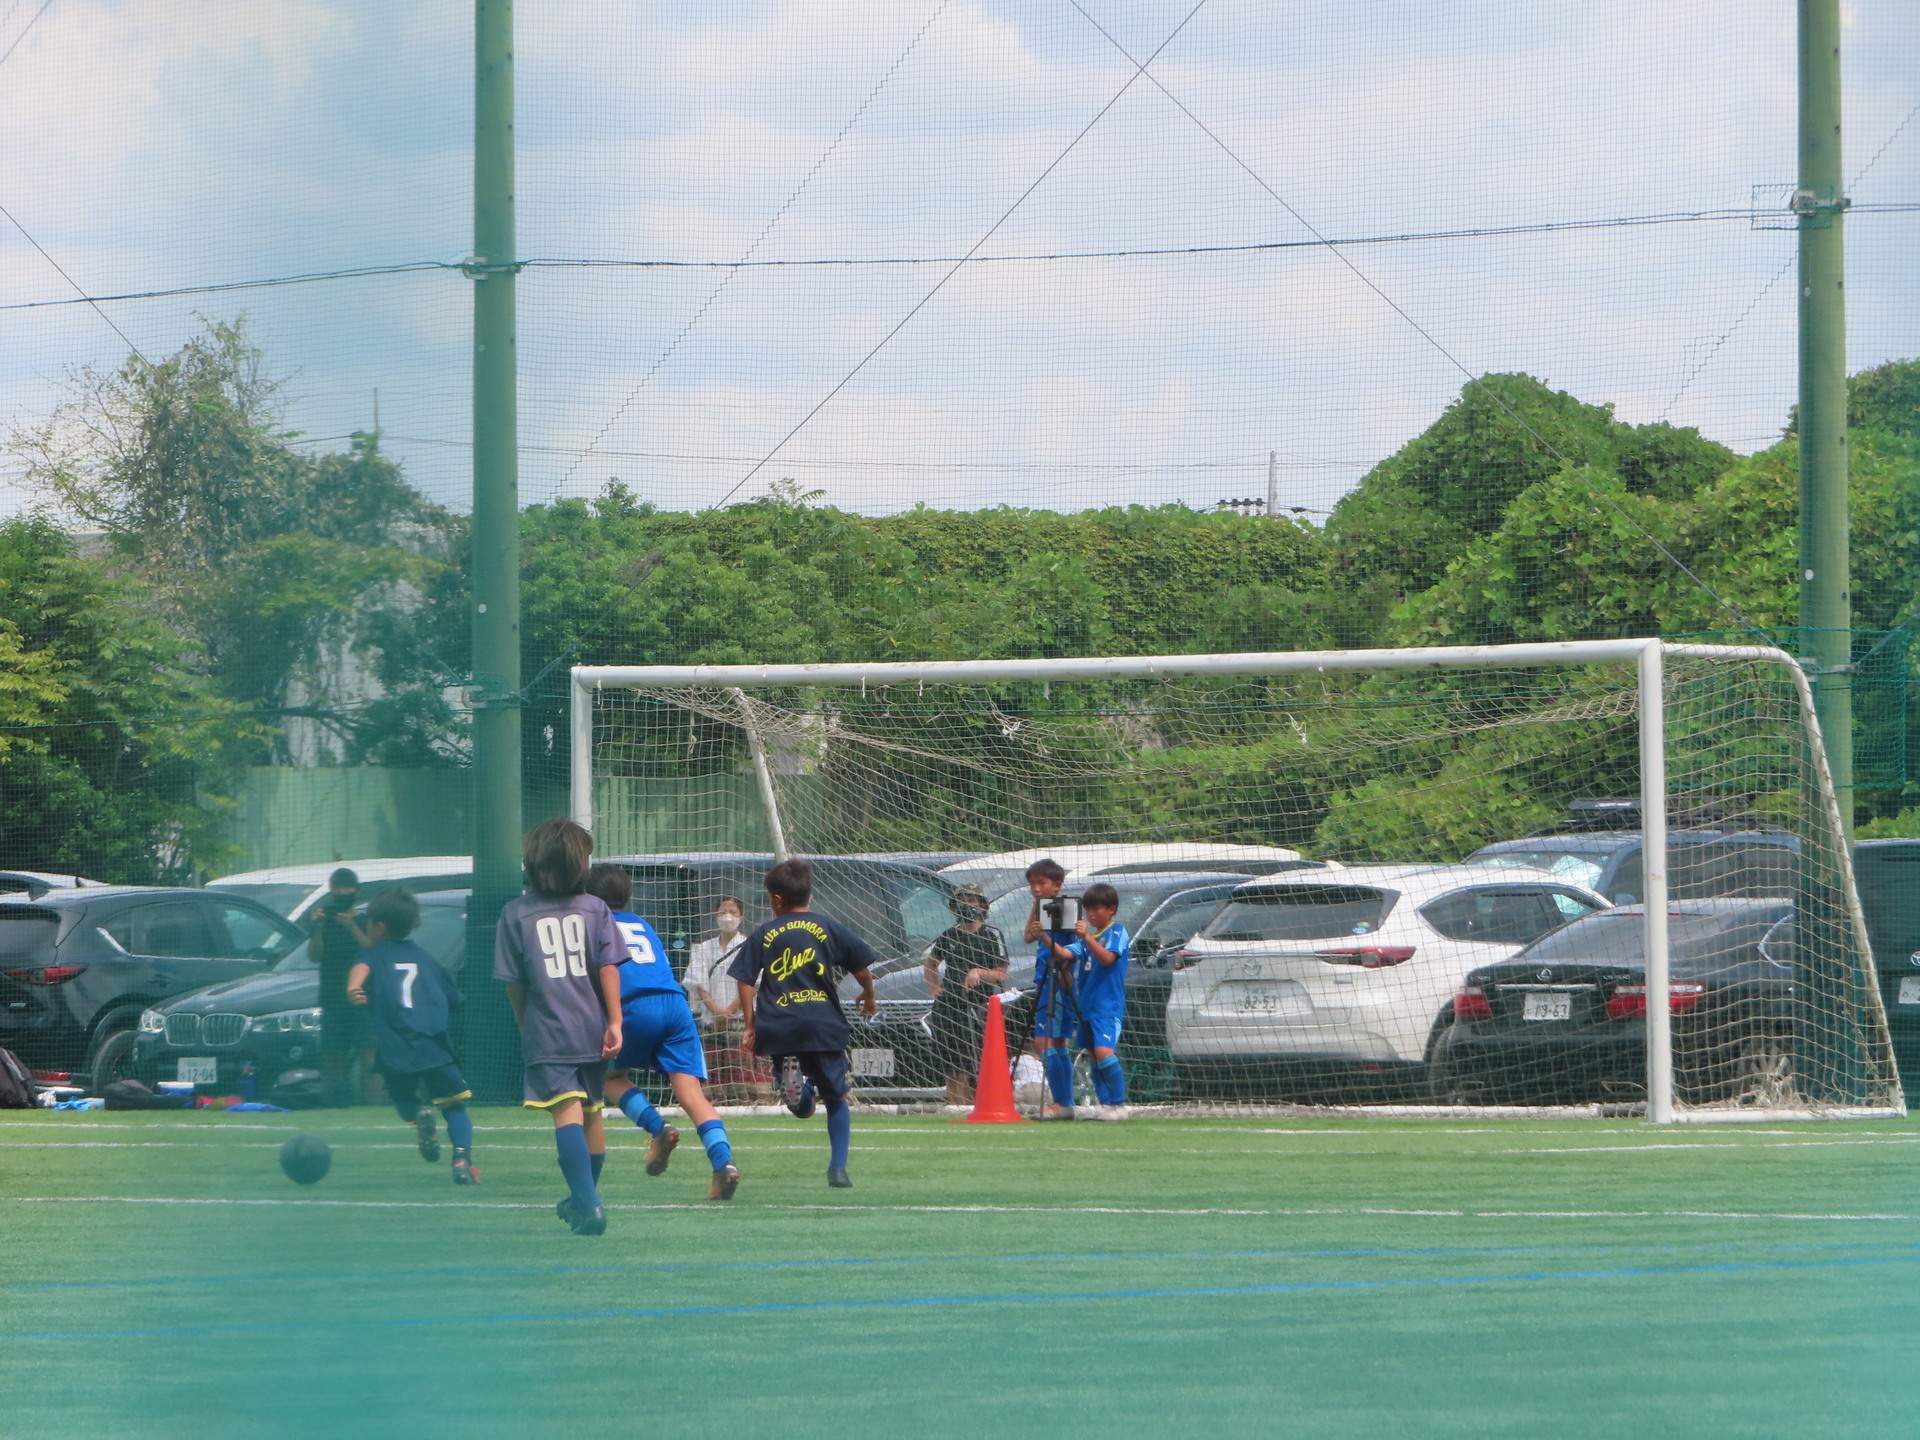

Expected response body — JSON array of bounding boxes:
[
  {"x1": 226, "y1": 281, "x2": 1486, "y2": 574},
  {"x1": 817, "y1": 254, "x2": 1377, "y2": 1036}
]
[{"x1": 535, "y1": 914, "x2": 589, "y2": 979}]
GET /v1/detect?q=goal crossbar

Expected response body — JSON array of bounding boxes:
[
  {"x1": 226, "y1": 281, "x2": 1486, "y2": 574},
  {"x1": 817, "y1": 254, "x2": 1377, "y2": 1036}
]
[{"x1": 570, "y1": 639, "x2": 1893, "y2": 1123}]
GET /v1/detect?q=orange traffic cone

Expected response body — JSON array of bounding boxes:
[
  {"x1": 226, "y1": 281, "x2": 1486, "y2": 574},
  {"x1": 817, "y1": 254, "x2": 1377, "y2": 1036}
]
[{"x1": 961, "y1": 993, "x2": 1025, "y2": 1123}]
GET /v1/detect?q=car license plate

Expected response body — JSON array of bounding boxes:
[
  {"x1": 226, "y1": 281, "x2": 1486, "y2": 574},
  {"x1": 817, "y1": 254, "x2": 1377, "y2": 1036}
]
[
  {"x1": 1900, "y1": 978, "x2": 1920, "y2": 1005},
  {"x1": 850, "y1": 1048, "x2": 895, "y2": 1078},
  {"x1": 176, "y1": 1056, "x2": 218, "y2": 1084},
  {"x1": 1523, "y1": 994, "x2": 1572, "y2": 1022}
]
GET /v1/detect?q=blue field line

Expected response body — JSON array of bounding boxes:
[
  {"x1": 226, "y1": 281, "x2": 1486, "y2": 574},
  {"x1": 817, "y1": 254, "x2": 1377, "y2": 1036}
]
[
  {"x1": 9, "y1": 1236, "x2": 1914, "y2": 1297},
  {"x1": 10, "y1": 1253, "x2": 1920, "y2": 1342}
]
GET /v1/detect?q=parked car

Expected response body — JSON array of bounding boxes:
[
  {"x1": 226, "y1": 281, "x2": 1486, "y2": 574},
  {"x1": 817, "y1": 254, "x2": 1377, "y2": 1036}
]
[
  {"x1": 1856, "y1": 840, "x2": 1920, "y2": 1094},
  {"x1": 0, "y1": 870, "x2": 110, "y2": 899},
  {"x1": 1164, "y1": 865, "x2": 1611, "y2": 1098},
  {"x1": 1433, "y1": 898, "x2": 1796, "y2": 1105},
  {"x1": 208, "y1": 856, "x2": 475, "y2": 924},
  {"x1": 939, "y1": 843, "x2": 1320, "y2": 903},
  {"x1": 129, "y1": 889, "x2": 470, "y2": 1099},
  {"x1": 0, "y1": 886, "x2": 307, "y2": 1082},
  {"x1": 859, "y1": 872, "x2": 1250, "y2": 1092},
  {"x1": 1467, "y1": 802, "x2": 1799, "y2": 904}
]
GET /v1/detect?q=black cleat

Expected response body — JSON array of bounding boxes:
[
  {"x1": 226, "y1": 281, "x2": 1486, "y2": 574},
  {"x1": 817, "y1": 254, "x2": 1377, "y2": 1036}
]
[
  {"x1": 707, "y1": 1162, "x2": 741, "y2": 1201},
  {"x1": 415, "y1": 1107, "x2": 440, "y2": 1163},
  {"x1": 452, "y1": 1149, "x2": 481, "y2": 1185},
  {"x1": 556, "y1": 1195, "x2": 580, "y2": 1225},
  {"x1": 569, "y1": 1203, "x2": 607, "y2": 1236},
  {"x1": 827, "y1": 1167, "x2": 852, "y2": 1189},
  {"x1": 779, "y1": 1057, "x2": 813, "y2": 1116}
]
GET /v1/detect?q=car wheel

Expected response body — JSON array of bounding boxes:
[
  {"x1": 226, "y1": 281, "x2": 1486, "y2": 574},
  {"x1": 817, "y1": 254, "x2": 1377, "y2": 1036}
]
[
  {"x1": 1421, "y1": 1005, "x2": 1461, "y2": 1101},
  {"x1": 84, "y1": 1013, "x2": 144, "y2": 1089},
  {"x1": 1722, "y1": 1030, "x2": 1793, "y2": 1107}
]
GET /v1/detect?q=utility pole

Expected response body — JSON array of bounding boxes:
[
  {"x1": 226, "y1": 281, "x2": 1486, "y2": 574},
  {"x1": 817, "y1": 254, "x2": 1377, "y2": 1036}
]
[
  {"x1": 469, "y1": 0, "x2": 522, "y2": 1094},
  {"x1": 1797, "y1": 0, "x2": 1850, "y2": 833},
  {"x1": 1266, "y1": 450, "x2": 1278, "y2": 518}
]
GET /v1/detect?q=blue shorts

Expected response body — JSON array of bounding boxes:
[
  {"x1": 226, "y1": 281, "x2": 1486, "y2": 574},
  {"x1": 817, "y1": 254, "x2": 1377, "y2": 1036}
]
[
  {"x1": 1031, "y1": 982, "x2": 1080, "y2": 1041},
  {"x1": 614, "y1": 991, "x2": 708, "y2": 1081},
  {"x1": 1041, "y1": 1013, "x2": 1122, "y2": 1051},
  {"x1": 523, "y1": 1060, "x2": 608, "y2": 1113}
]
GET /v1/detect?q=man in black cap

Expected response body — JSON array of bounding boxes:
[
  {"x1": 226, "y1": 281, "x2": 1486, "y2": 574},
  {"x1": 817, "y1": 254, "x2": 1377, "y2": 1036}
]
[
  {"x1": 310, "y1": 867, "x2": 370, "y2": 1105},
  {"x1": 924, "y1": 884, "x2": 1010, "y2": 1104}
]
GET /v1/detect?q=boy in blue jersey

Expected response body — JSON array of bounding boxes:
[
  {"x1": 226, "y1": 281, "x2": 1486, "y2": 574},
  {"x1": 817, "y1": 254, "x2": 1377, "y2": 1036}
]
[
  {"x1": 730, "y1": 858, "x2": 877, "y2": 1189},
  {"x1": 584, "y1": 864, "x2": 740, "y2": 1200},
  {"x1": 346, "y1": 888, "x2": 480, "y2": 1183},
  {"x1": 1037, "y1": 881, "x2": 1132, "y2": 1121},
  {"x1": 1020, "y1": 858, "x2": 1074, "y2": 1116},
  {"x1": 493, "y1": 818, "x2": 626, "y2": 1237}
]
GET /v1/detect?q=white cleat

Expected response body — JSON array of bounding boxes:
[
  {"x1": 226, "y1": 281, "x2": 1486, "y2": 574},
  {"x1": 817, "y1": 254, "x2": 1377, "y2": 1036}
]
[
  {"x1": 1084, "y1": 1104, "x2": 1129, "y2": 1122},
  {"x1": 1037, "y1": 1104, "x2": 1076, "y2": 1121}
]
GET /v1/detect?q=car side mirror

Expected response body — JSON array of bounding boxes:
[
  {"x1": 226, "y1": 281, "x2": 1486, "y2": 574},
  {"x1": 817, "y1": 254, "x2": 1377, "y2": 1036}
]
[{"x1": 1613, "y1": 892, "x2": 1636, "y2": 905}]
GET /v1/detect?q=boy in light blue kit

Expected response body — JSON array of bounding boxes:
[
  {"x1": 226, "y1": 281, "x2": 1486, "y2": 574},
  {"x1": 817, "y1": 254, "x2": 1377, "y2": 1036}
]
[
  {"x1": 1037, "y1": 881, "x2": 1132, "y2": 1121},
  {"x1": 584, "y1": 864, "x2": 740, "y2": 1201}
]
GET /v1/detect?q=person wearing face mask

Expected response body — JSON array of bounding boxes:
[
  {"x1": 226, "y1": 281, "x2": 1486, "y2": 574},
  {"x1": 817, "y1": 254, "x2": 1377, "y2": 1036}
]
[{"x1": 683, "y1": 895, "x2": 755, "y2": 1100}]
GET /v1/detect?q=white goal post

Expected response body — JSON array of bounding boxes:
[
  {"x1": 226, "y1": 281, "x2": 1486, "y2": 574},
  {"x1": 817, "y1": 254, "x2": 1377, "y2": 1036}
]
[{"x1": 570, "y1": 639, "x2": 1898, "y2": 1123}]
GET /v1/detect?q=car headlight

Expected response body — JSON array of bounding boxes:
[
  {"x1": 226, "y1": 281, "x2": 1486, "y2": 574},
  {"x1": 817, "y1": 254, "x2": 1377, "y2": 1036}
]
[
  {"x1": 139, "y1": 1009, "x2": 166, "y2": 1033},
  {"x1": 250, "y1": 1008, "x2": 323, "y2": 1034}
]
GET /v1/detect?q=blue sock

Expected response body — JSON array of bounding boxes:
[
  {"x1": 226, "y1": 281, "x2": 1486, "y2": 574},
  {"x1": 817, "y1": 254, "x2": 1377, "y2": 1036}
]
[
  {"x1": 1092, "y1": 1054, "x2": 1126, "y2": 1107},
  {"x1": 696, "y1": 1118, "x2": 733, "y2": 1171},
  {"x1": 443, "y1": 1105, "x2": 473, "y2": 1149},
  {"x1": 618, "y1": 1089, "x2": 664, "y2": 1135},
  {"x1": 1044, "y1": 1048, "x2": 1075, "y2": 1107},
  {"x1": 825, "y1": 1098, "x2": 851, "y2": 1171},
  {"x1": 554, "y1": 1123, "x2": 598, "y2": 1209},
  {"x1": 590, "y1": 1150, "x2": 605, "y2": 1184}
]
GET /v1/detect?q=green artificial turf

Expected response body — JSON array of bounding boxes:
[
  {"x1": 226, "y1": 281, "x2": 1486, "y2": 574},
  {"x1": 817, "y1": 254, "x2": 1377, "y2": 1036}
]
[{"x1": 4, "y1": 1107, "x2": 1918, "y2": 1438}]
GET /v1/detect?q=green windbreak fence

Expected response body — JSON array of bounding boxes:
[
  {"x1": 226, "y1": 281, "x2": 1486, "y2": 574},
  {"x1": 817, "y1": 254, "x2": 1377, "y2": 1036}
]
[{"x1": 0, "y1": 4, "x2": 1915, "y2": 1106}]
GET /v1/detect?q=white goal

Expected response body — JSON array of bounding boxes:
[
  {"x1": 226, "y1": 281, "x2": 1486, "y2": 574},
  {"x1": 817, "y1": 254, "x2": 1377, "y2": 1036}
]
[{"x1": 570, "y1": 640, "x2": 1899, "y2": 1122}]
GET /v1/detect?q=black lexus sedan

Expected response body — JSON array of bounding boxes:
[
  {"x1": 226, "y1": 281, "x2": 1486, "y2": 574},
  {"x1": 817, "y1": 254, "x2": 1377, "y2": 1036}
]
[
  {"x1": 130, "y1": 890, "x2": 470, "y2": 1100},
  {"x1": 0, "y1": 886, "x2": 306, "y2": 1083},
  {"x1": 1433, "y1": 898, "x2": 1795, "y2": 1105}
]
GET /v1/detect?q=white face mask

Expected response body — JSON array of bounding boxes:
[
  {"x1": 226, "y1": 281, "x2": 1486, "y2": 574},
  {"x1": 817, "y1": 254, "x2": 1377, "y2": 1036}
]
[{"x1": 716, "y1": 911, "x2": 742, "y2": 935}]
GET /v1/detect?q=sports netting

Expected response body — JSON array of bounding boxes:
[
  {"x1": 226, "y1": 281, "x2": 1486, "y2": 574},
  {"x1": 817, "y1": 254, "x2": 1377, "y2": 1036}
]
[{"x1": 0, "y1": 3, "x2": 1916, "y2": 1111}]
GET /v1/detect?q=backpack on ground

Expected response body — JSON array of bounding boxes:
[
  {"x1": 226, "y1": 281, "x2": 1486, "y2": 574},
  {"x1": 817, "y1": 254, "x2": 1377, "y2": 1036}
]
[{"x1": 0, "y1": 1048, "x2": 38, "y2": 1109}]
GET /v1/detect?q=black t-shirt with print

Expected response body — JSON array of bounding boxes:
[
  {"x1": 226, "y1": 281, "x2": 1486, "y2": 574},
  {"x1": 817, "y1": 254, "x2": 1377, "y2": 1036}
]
[{"x1": 729, "y1": 910, "x2": 877, "y2": 1056}]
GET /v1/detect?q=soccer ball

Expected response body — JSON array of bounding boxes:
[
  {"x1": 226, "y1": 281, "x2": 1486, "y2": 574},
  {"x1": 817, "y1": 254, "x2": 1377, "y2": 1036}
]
[{"x1": 279, "y1": 1133, "x2": 332, "y2": 1185}]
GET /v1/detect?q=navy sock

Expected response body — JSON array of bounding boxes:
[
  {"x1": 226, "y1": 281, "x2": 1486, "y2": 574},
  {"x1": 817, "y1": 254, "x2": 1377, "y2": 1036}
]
[
  {"x1": 1044, "y1": 1048, "x2": 1075, "y2": 1107},
  {"x1": 696, "y1": 1118, "x2": 733, "y2": 1171},
  {"x1": 1092, "y1": 1054, "x2": 1126, "y2": 1107},
  {"x1": 825, "y1": 1098, "x2": 851, "y2": 1171},
  {"x1": 590, "y1": 1150, "x2": 605, "y2": 1183},
  {"x1": 554, "y1": 1123, "x2": 598, "y2": 1209},
  {"x1": 618, "y1": 1090, "x2": 664, "y2": 1135},
  {"x1": 444, "y1": 1105, "x2": 473, "y2": 1149}
]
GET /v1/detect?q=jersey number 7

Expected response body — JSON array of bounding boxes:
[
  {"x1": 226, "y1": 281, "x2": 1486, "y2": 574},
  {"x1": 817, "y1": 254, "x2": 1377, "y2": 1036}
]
[
  {"x1": 396, "y1": 961, "x2": 419, "y2": 1007},
  {"x1": 535, "y1": 915, "x2": 590, "y2": 979}
]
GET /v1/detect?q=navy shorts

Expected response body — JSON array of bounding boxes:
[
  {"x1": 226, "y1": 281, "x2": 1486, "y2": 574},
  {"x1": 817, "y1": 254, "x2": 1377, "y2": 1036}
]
[
  {"x1": 383, "y1": 1063, "x2": 472, "y2": 1107},
  {"x1": 777, "y1": 1051, "x2": 851, "y2": 1105},
  {"x1": 615, "y1": 992, "x2": 709, "y2": 1080},
  {"x1": 522, "y1": 1059, "x2": 608, "y2": 1113}
]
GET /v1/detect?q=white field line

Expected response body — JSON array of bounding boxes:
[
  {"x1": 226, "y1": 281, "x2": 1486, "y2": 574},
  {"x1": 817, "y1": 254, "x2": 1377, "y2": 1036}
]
[{"x1": 4, "y1": 1195, "x2": 1917, "y2": 1223}]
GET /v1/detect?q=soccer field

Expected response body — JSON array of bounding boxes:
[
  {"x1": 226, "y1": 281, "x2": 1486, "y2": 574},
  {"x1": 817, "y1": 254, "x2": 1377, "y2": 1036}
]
[{"x1": 4, "y1": 1109, "x2": 1918, "y2": 1439}]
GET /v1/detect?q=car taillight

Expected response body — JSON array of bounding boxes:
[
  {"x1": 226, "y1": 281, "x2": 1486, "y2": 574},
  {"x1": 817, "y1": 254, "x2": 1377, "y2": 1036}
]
[
  {"x1": 1454, "y1": 985, "x2": 1492, "y2": 1020},
  {"x1": 1606, "y1": 982, "x2": 1706, "y2": 1019},
  {"x1": 1314, "y1": 946, "x2": 1416, "y2": 968},
  {"x1": 1170, "y1": 948, "x2": 1204, "y2": 970},
  {"x1": 3, "y1": 965, "x2": 86, "y2": 986},
  {"x1": 31, "y1": 1070, "x2": 71, "y2": 1084}
]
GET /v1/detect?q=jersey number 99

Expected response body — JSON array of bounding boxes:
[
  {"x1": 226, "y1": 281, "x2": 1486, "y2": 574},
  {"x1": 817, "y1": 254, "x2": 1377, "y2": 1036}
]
[{"x1": 535, "y1": 914, "x2": 589, "y2": 979}]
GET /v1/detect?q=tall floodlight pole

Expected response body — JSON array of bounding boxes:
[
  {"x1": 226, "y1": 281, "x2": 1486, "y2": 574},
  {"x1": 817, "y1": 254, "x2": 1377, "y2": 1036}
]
[
  {"x1": 469, "y1": 0, "x2": 522, "y2": 1092},
  {"x1": 1798, "y1": 0, "x2": 1850, "y2": 827},
  {"x1": 1796, "y1": 0, "x2": 1861, "y2": 1102}
]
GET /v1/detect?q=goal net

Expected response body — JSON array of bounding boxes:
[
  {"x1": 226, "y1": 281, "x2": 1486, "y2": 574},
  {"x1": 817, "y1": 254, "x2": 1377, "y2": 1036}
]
[{"x1": 571, "y1": 641, "x2": 1898, "y2": 1121}]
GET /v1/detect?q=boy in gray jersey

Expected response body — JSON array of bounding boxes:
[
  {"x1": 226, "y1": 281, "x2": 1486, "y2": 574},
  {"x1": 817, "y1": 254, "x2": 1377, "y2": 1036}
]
[{"x1": 493, "y1": 818, "x2": 625, "y2": 1236}]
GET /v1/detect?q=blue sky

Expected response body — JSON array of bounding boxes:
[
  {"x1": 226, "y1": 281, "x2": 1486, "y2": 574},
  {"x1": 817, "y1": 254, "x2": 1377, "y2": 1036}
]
[{"x1": 0, "y1": 1, "x2": 1915, "y2": 519}]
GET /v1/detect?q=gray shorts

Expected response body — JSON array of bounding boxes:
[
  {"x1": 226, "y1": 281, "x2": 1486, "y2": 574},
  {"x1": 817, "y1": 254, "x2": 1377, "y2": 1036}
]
[{"x1": 521, "y1": 1059, "x2": 608, "y2": 1113}]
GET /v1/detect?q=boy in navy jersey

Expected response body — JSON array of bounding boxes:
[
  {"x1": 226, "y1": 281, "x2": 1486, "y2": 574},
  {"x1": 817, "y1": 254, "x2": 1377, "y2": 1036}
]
[
  {"x1": 493, "y1": 818, "x2": 625, "y2": 1236},
  {"x1": 346, "y1": 888, "x2": 479, "y2": 1183},
  {"x1": 584, "y1": 864, "x2": 739, "y2": 1200},
  {"x1": 1037, "y1": 881, "x2": 1132, "y2": 1120},
  {"x1": 730, "y1": 858, "x2": 877, "y2": 1188}
]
